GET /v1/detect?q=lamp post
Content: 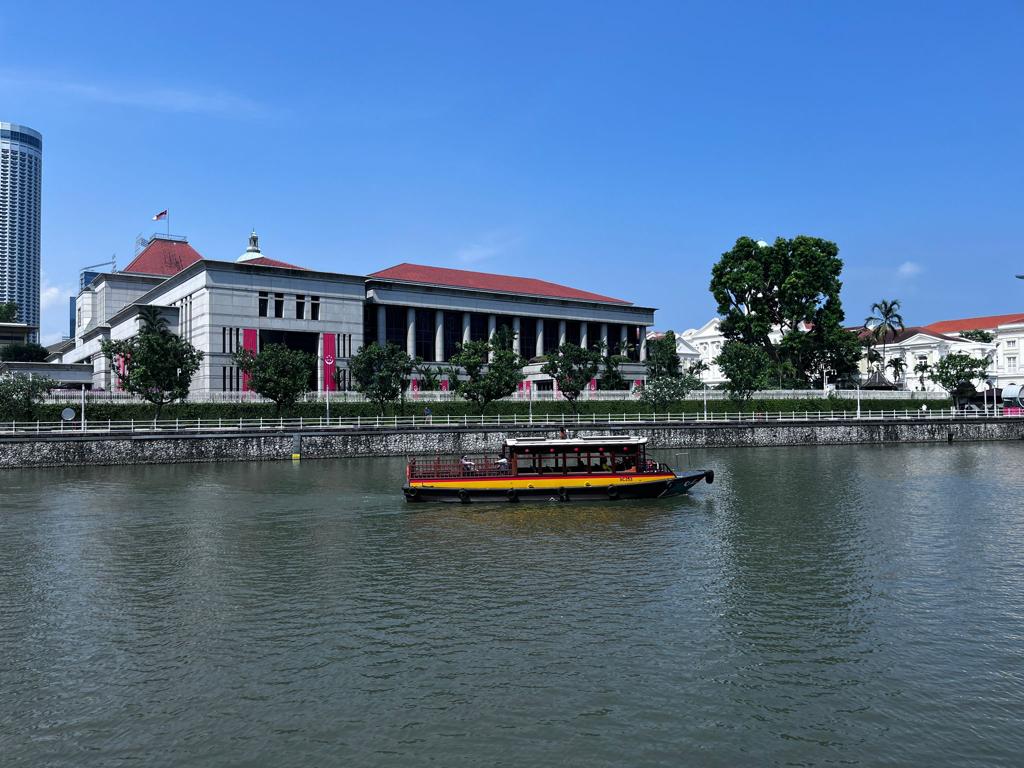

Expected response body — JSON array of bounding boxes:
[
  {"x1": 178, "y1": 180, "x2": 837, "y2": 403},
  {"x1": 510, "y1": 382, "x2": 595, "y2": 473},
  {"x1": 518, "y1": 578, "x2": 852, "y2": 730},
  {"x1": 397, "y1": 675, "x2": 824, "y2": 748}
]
[{"x1": 703, "y1": 383, "x2": 708, "y2": 422}]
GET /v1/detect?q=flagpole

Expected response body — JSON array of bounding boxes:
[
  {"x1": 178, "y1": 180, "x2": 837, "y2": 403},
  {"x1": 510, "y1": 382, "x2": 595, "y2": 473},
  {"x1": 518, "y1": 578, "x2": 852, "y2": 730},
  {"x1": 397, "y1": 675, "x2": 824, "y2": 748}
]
[{"x1": 167, "y1": 210, "x2": 170, "y2": 237}]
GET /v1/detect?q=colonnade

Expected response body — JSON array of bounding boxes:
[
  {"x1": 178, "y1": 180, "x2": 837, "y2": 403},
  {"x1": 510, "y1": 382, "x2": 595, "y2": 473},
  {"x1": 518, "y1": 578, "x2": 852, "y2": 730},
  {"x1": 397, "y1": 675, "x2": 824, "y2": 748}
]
[{"x1": 374, "y1": 305, "x2": 647, "y2": 363}]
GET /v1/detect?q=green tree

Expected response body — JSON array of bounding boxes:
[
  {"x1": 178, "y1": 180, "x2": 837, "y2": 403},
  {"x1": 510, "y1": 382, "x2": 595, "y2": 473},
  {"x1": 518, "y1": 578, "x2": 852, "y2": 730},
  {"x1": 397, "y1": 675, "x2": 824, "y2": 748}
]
[
  {"x1": 716, "y1": 340, "x2": 771, "y2": 410},
  {"x1": 597, "y1": 341, "x2": 630, "y2": 390},
  {"x1": 235, "y1": 343, "x2": 314, "y2": 415},
  {"x1": 0, "y1": 373, "x2": 57, "y2": 421},
  {"x1": 930, "y1": 353, "x2": 990, "y2": 404},
  {"x1": 886, "y1": 357, "x2": 907, "y2": 388},
  {"x1": 639, "y1": 373, "x2": 700, "y2": 410},
  {"x1": 101, "y1": 307, "x2": 204, "y2": 420},
  {"x1": 541, "y1": 342, "x2": 600, "y2": 413},
  {"x1": 913, "y1": 359, "x2": 931, "y2": 390},
  {"x1": 448, "y1": 326, "x2": 525, "y2": 414},
  {"x1": 0, "y1": 302, "x2": 18, "y2": 322},
  {"x1": 710, "y1": 235, "x2": 853, "y2": 386},
  {"x1": 865, "y1": 299, "x2": 904, "y2": 364},
  {"x1": 413, "y1": 359, "x2": 442, "y2": 391},
  {"x1": 0, "y1": 342, "x2": 49, "y2": 362},
  {"x1": 959, "y1": 329, "x2": 995, "y2": 343},
  {"x1": 348, "y1": 342, "x2": 415, "y2": 415},
  {"x1": 645, "y1": 331, "x2": 681, "y2": 379}
]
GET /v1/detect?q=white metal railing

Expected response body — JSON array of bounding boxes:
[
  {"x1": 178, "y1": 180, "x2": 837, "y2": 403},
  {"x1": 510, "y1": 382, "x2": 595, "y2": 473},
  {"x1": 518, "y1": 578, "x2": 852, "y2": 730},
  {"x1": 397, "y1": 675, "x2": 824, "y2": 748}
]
[
  {"x1": 37, "y1": 387, "x2": 950, "y2": 405},
  {"x1": 1, "y1": 407, "x2": 1016, "y2": 436}
]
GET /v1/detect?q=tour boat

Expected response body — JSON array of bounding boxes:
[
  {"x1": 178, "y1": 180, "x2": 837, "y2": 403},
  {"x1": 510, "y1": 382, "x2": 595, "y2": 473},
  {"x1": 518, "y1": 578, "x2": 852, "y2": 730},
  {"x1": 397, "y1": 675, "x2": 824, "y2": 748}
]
[{"x1": 403, "y1": 435, "x2": 713, "y2": 503}]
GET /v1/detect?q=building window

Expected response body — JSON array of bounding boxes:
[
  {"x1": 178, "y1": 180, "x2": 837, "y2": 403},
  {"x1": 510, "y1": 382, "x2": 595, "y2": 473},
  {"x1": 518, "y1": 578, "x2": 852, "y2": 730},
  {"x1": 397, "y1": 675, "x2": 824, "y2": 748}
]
[
  {"x1": 543, "y1": 320, "x2": 559, "y2": 356},
  {"x1": 385, "y1": 306, "x2": 406, "y2": 346},
  {"x1": 296, "y1": 294, "x2": 306, "y2": 319},
  {"x1": 415, "y1": 308, "x2": 435, "y2": 361},
  {"x1": 274, "y1": 293, "x2": 284, "y2": 318},
  {"x1": 1007, "y1": 356, "x2": 1018, "y2": 372},
  {"x1": 1007, "y1": 340, "x2": 1017, "y2": 349},
  {"x1": 518, "y1": 317, "x2": 537, "y2": 360},
  {"x1": 470, "y1": 313, "x2": 488, "y2": 342},
  {"x1": 258, "y1": 291, "x2": 269, "y2": 317},
  {"x1": 310, "y1": 295, "x2": 320, "y2": 321},
  {"x1": 444, "y1": 312, "x2": 462, "y2": 360}
]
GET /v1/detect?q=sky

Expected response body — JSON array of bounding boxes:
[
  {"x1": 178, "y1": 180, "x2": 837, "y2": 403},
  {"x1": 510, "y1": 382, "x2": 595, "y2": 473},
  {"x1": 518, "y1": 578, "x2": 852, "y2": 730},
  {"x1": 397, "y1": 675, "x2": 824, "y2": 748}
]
[{"x1": 2, "y1": 1, "x2": 1022, "y2": 344}]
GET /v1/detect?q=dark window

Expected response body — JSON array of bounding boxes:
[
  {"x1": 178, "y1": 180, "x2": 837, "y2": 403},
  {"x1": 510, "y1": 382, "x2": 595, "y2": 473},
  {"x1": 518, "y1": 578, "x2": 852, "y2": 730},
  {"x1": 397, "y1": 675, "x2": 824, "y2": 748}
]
[
  {"x1": 295, "y1": 294, "x2": 305, "y2": 319},
  {"x1": 606, "y1": 323, "x2": 622, "y2": 356},
  {"x1": 363, "y1": 304, "x2": 378, "y2": 345},
  {"x1": 258, "y1": 291, "x2": 268, "y2": 317},
  {"x1": 566, "y1": 320, "x2": 581, "y2": 347},
  {"x1": 470, "y1": 313, "x2": 488, "y2": 342},
  {"x1": 415, "y1": 308, "x2": 435, "y2": 361},
  {"x1": 385, "y1": 306, "x2": 406, "y2": 347},
  {"x1": 222, "y1": 366, "x2": 227, "y2": 391},
  {"x1": 221, "y1": 327, "x2": 226, "y2": 354},
  {"x1": 519, "y1": 317, "x2": 537, "y2": 360},
  {"x1": 274, "y1": 293, "x2": 284, "y2": 318},
  {"x1": 543, "y1": 320, "x2": 559, "y2": 356},
  {"x1": 310, "y1": 296, "x2": 320, "y2": 321},
  {"x1": 444, "y1": 312, "x2": 462, "y2": 360}
]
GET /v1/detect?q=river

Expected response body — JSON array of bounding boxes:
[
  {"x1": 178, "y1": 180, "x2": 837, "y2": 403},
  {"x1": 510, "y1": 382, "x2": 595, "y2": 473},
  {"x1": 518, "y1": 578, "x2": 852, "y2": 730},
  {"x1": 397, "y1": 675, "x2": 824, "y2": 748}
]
[{"x1": 2, "y1": 442, "x2": 1023, "y2": 766}]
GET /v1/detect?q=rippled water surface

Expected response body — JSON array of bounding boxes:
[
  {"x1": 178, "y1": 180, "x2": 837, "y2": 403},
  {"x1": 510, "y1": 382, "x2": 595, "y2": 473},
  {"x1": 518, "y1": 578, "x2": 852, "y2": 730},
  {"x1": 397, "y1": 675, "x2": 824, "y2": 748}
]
[{"x1": 3, "y1": 443, "x2": 1024, "y2": 766}]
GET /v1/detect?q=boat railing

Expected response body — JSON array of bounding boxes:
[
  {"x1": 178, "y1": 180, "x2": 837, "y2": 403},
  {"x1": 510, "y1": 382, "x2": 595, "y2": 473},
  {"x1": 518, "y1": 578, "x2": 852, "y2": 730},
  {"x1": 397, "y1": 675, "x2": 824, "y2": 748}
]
[{"x1": 408, "y1": 457, "x2": 511, "y2": 479}]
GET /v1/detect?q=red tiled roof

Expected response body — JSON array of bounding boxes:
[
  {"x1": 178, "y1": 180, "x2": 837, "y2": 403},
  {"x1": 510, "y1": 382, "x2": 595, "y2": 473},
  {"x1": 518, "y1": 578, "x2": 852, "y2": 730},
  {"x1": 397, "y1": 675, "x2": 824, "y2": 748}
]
[
  {"x1": 924, "y1": 313, "x2": 1024, "y2": 334},
  {"x1": 122, "y1": 237, "x2": 204, "y2": 276},
  {"x1": 368, "y1": 263, "x2": 630, "y2": 305},
  {"x1": 240, "y1": 256, "x2": 306, "y2": 270},
  {"x1": 855, "y1": 325, "x2": 961, "y2": 344}
]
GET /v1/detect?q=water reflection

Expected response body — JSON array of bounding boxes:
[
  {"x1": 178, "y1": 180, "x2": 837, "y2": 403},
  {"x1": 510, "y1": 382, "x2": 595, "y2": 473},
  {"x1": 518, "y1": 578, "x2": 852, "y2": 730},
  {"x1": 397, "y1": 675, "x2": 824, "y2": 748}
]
[{"x1": 3, "y1": 445, "x2": 1024, "y2": 767}]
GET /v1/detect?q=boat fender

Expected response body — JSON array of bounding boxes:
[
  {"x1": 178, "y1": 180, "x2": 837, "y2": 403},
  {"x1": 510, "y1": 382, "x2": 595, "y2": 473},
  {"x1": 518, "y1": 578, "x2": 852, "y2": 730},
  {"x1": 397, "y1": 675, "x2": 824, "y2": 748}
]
[
  {"x1": 406, "y1": 488, "x2": 421, "y2": 501},
  {"x1": 558, "y1": 487, "x2": 568, "y2": 502},
  {"x1": 507, "y1": 489, "x2": 518, "y2": 502},
  {"x1": 458, "y1": 489, "x2": 471, "y2": 504},
  {"x1": 705, "y1": 470, "x2": 715, "y2": 485},
  {"x1": 607, "y1": 486, "x2": 619, "y2": 500}
]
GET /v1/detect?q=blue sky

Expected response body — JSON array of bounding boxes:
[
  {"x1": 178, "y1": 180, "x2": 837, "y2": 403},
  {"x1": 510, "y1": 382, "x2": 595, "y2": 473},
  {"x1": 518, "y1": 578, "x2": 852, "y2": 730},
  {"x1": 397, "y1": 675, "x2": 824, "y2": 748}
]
[{"x1": 2, "y1": 1, "x2": 1022, "y2": 344}]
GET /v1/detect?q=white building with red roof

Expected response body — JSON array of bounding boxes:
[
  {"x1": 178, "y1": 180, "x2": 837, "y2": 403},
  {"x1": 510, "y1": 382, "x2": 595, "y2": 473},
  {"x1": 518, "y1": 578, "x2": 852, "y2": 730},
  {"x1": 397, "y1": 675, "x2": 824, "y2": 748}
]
[{"x1": 56, "y1": 232, "x2": 656, "y2": 395}]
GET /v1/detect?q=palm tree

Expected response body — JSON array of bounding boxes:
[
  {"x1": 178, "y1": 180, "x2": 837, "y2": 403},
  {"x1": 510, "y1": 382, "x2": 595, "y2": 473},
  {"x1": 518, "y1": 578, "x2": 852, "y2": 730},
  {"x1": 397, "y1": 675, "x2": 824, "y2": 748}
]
[
  {"x1": 913, "y1": 359, "x2": 931, "y2": 391},
  {"x1": 866, "y1": 347, "x2": 883, "y2": 372},
  {"x1": 865, "y1": 299, "x2": 905, "y2": 365},
  {"x1": 887, "y1": 357, "x2": 907, "y2": 388}
]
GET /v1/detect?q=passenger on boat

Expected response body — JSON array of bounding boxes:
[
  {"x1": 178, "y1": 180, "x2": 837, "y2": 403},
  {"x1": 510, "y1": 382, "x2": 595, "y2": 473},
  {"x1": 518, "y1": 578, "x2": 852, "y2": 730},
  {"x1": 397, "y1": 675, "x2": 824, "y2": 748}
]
[
  {"x1": 496, "y1": 456, "x2": 509, "y2": 473},
  {"x1": 460, "y1": 455, "x2": 475, "y2": 474}
]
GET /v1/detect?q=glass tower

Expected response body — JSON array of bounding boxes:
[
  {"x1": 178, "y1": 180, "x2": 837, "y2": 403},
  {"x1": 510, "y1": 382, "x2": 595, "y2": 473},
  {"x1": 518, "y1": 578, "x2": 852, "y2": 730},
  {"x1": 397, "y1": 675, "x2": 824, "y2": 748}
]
[{"x1": 0, "y1": 122, "x2": 42, "y2": 341}]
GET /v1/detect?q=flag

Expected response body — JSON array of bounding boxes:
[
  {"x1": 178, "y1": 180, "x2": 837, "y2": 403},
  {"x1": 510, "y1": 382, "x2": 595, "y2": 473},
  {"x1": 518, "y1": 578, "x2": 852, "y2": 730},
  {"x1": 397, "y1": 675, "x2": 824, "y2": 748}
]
[{"x1": 152, "y1": 210, "x2": 168, "y2": 221}]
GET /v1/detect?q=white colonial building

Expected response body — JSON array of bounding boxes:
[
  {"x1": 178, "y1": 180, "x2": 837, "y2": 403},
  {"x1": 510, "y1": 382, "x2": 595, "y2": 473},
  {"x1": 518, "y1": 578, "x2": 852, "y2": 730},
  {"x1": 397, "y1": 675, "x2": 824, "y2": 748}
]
[{"x1": 54, "y1": 232, "x2": 656, "y2": 395}]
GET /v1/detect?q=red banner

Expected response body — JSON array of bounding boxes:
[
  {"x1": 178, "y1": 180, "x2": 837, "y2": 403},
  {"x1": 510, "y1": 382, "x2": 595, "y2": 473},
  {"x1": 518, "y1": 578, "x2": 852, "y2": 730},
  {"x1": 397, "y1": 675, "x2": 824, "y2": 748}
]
[
  {"x1": 242, "y1": 329, "x2": 258, "y2": 391},
  {"x1": 322, "y1": 333, "x2": 337, "y2": 391}
]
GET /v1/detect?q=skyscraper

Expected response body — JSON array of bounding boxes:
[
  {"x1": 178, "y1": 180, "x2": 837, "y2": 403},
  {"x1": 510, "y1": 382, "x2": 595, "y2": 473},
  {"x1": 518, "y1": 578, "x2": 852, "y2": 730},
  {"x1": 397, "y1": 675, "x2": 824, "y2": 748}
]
[{"x1": 0, "y1": 122, "x2": 42, "y2": 341}]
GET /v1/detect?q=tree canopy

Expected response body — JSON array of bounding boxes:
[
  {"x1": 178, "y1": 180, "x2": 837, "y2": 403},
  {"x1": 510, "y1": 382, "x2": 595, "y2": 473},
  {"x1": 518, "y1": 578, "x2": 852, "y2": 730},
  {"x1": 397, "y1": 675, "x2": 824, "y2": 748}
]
[
  {"x1": 100, "y1": 307, "x2": 203, "y2": 419},
  {"x1": 235, "y1": 343, "x2": 315, "y2": 415},
  {"x1": 0, "y1": 373, "x2": 56, "y2": 421},
  {"x1": 710, "y1": 235, "x2": 858, "y2": 387},
  {"x1": 541, "y1": 343, "x2": 600, "y2": 413},
  {"x1": 639, "y1": 374, "x2": 700, "y2": 410},
  {"x1": 929, "y1": 353, "x2": 990, "y2": 400},
  {"x1": 0, "y1": 342, "x2": 49, "y2": 362},
  {"x1": 959, "y1": 329, "x2": 995, "y2": 344},
  {"x1": 645, "y1": 331, "x2": 681, "y2": 379},
  {"x1": 716, "y1": 340, "x2": 771, "y2": 408},
  {"x1": 349, "y1": 342, "x2": 415, "y2": 415},
  {"x1": 0, "y1": 302, "x2": 18, "y2": 322},
  {"x1": 448, "y1": 326, "x2": 525, "y2": 414}
]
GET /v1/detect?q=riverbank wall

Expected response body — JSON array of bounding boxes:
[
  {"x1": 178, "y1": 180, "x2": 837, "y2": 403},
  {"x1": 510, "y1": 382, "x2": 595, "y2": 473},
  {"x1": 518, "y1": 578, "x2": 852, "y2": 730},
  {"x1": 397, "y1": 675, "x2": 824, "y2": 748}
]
[{"x1": 2, "y1": 418, "x2": 1023, "y2": 469}]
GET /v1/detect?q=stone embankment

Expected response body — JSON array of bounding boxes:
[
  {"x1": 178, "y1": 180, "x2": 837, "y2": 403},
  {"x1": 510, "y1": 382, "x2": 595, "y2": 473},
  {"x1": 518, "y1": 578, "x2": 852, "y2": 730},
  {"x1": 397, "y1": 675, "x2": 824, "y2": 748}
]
[{"x1": 1, "y1": 418, "x2": 1022, "y2": 469}]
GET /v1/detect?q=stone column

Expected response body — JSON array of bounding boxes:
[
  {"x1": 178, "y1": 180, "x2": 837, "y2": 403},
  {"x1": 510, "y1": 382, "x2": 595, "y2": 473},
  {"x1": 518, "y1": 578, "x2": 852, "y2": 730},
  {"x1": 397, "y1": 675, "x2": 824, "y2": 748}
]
[
  {"x1": 535, "y1": 317, "x2": 545, "y2": 358},
  {"x1": 512, "y1": 317, "x2": 521, "y2": 356},
  {"x1": 487, "y1": 315, "x2": 497, "y2": 361},
  {"x1": 639, "y1": 328, "x2": 648, "y2": 362},
  {"x1": 620, "y1": 325, "x2": 629, "y2": 357},
  {"x1": 376, "y1": 305, "x2": 387, "y2": 346},
  {"x1": 406, "y1": 307, "x2": 416, "y2": 358},
  {"x1": 600, "y1": 323, "x2": 609, "y2": 353},
  {"x1": 580, "y1": 322, "x2": 588, "y2": 350},
  {"x1": 462, "y1": 312, "x2": 471, "y2": 346},
  {"x1": 434, "y1": 310, "x2": 444, "y2": 362},
  {"x1": 558, "y1": 320, "x2": 567, "y2": 347}
]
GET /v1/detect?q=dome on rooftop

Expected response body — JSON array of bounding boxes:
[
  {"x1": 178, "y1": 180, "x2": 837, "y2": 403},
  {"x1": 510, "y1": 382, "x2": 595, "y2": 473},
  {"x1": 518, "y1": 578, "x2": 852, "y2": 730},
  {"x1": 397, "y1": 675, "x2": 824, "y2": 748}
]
[{"x1": 237, "y1": 230, "x2": 266, "y2": 263}]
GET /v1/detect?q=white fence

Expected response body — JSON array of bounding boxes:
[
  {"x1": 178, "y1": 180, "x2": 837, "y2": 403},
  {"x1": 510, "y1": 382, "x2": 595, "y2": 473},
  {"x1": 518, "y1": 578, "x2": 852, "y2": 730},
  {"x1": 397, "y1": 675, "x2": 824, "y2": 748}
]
[
  {"x1": 38, "y1": 387, "x2": 949, "y2": 406},
  {"x1": 1, "y1": 407, "x2": 1014, "y2": 436}
]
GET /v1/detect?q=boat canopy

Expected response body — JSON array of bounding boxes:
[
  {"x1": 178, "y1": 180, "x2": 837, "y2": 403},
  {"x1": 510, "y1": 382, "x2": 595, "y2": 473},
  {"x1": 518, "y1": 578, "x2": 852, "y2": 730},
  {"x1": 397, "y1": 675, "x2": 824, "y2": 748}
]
[{"x1": 505, "y1": 436, "x2": 648, "y2": 449}]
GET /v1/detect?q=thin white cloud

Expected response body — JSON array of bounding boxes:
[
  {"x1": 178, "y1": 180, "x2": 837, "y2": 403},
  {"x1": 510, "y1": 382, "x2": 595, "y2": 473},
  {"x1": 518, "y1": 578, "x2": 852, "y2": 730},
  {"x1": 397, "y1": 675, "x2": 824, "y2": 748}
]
[
  {"x1": 897, "y1": 261, "x2": 923, "y2": 278},
  {"x1": 453, "y1": 232, "x2": 521, "y2": 266},
  {"x1": 0, "y1": 70, "x2": 268, "y2": 117},
  {"x1": 39, "y1": 275, "x2": 73, "y2": 346}
]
